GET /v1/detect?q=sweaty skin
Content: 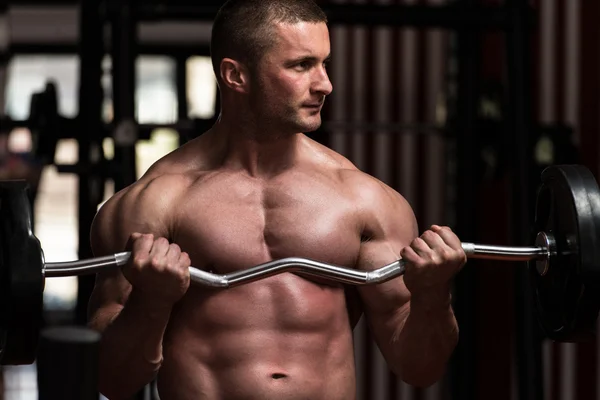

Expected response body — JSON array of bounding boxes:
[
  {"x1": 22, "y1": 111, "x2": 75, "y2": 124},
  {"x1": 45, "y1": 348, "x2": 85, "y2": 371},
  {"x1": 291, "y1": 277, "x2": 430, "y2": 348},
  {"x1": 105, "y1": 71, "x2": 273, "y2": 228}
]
[
  {"x1": 88, "y1": 19, "x2": 461, "y2": 400},
  {"x1": 89, "y1": 133, "x2": 410, "y2": 399}
]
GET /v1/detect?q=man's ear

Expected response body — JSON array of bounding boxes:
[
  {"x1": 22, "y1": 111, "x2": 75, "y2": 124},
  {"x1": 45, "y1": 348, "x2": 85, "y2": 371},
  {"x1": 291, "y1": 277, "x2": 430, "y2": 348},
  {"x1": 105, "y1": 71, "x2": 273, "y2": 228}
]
[{"x1": 220, "y1": 58, "x2": 250, "y2": 94}]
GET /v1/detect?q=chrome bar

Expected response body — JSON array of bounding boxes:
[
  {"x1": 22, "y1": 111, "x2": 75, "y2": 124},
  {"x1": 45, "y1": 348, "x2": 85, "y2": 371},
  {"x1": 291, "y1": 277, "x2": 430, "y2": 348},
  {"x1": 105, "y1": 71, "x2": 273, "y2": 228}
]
[
  {"x1": 43, "y1": 252, "x2": 406, "y2": 287},
  {"x1": 461, "y1": 242, "x2": 548, "y2": 261},
  {"x1": 44, "y1": 254, "x2": 125, "y2": 277},
  {"x1": 223, "y1": 258, "x2": 405, "y2": 288},
  {"x1": 42, "y1": 240, "x2": 549, "y2": 286}
]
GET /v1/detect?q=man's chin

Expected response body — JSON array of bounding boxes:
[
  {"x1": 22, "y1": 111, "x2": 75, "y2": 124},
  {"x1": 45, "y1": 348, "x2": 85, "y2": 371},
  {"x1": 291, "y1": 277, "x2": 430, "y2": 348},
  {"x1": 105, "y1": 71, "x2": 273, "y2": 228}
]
[{"x1": 296, "y1": 117, "x2": 322, "y2": 133}]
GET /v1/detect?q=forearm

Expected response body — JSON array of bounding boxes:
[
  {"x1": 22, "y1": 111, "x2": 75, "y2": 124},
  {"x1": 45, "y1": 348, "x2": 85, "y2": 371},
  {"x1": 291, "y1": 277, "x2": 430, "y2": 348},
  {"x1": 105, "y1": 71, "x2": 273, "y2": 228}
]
[
  {"x1": 390, "y1": 290, "x2": 458, "y2": 386},
  {"x1": 94, "y1": 290, "x2": 172, "y2": 399}
]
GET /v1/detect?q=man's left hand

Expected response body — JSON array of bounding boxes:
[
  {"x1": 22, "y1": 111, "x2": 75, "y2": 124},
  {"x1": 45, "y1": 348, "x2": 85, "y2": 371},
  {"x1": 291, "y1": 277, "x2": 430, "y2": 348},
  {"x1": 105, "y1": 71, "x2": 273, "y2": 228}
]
[{"x1": 400, "y1": 225, "x2": 466, "y2": 297}]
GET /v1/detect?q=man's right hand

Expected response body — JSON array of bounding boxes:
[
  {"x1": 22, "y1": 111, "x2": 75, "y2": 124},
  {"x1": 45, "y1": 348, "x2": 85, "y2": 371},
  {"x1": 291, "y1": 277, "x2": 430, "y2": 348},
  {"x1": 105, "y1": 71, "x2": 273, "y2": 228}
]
[{"x1": 123, "y1": 233, "x2": 191, "y2": 305}]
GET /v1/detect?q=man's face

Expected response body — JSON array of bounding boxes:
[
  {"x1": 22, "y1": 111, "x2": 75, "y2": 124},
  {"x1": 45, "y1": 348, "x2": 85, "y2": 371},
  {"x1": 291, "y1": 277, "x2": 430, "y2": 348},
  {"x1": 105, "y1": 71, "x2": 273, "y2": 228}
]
[{"x1": 249, "y1": 21, "x2": 333, "y2": 134}]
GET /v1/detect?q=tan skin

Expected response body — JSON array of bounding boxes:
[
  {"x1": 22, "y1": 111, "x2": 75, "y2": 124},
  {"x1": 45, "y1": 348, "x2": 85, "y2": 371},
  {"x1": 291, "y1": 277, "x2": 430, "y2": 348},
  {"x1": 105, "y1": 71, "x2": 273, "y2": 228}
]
[{"x1": 88, "y1": 21, "x2": 465, "y2": 400}]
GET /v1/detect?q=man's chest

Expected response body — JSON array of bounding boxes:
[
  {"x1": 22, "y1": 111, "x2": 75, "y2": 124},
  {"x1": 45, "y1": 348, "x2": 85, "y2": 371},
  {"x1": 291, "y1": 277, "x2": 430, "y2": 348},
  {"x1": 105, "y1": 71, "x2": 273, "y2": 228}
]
[{"x1": 172, "y1": 178, "x2": 365, "y2": 274}]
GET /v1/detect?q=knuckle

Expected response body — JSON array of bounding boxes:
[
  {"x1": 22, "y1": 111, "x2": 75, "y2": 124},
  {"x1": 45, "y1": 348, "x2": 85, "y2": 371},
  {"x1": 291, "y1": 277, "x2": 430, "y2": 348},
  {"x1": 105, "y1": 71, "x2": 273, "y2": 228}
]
[
  {"x1": 412, "y1": 237, "x2": 425, "y2": 247},
  {"x1": 402, "y1": 252, "x2": 417, "y2": 264},
  {"x1": 173, "y1": 266, "x2": 189, "y2": 281},
  {"x1": 180, "y1": 259, "x2": 190, "y2": 269},
  {"x1": 426, "y1": 232, "x2": 441, "y2": 242},
  {"x1": 165, "y1": 262, "x2": 176, "y2": 272},
  {"x1": 180, "y1": 266, "x2": 191, "y2": 278},
  {"x1": 421, "y1": 230, "x2": 435, "y2": 239},
  {"x1": 151, "y1": 256, "x2": 165, "y2": 268},
  {"x1": 429, "y1": 253, "x2": 442, "y2": 265},
  {"x1": 132, "y1": 255, "x2": 147, "y2": 267},
  {"x1": 155, "y1": 237, "x2": 169, "y2": 246},
  {"x1": 438, "y1": 248, "x2": 452, "y2": 259},
  {"x1": 166, "y1": 260, "x2": 188, "y2": 273}
]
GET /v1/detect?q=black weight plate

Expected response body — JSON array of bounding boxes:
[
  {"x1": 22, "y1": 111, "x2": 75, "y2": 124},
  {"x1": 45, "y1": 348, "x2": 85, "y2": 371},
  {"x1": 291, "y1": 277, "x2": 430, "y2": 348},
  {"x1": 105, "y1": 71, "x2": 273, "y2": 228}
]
[
  {"x1": 0, "y1": 181, "x2": 45, "y2": 364},
  {"x1": 530, "y1": 165, "x2": 600, "y2": 342}
]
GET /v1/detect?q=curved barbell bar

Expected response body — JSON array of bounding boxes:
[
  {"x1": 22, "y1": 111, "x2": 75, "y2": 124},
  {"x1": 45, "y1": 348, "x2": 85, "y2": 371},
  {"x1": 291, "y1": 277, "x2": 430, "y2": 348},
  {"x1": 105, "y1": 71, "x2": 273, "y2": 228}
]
[{"x1": 42, "y1": 237, "x2": 552, "y2": 288}]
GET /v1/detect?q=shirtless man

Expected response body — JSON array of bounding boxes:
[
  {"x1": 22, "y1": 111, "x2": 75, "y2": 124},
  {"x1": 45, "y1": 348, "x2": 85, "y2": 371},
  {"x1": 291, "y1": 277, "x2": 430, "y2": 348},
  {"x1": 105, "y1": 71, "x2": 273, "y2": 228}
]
[{"x1": 87, "y1": 0, "x2": 466, "y2": 399}]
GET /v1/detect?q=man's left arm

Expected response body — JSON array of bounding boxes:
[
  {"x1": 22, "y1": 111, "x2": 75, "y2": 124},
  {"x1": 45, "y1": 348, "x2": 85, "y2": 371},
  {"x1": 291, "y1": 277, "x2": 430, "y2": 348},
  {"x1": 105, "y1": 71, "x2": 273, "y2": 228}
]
[{"x1": 354, "y1": 180, "x2": 465, "y2": 388}]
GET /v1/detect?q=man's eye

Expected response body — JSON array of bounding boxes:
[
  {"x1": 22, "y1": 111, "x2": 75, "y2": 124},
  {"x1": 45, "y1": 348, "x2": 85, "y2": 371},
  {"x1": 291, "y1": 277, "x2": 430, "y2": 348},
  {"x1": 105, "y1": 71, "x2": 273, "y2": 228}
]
[{"x1": 296, "y1": 61, "x2": 311, "y2": 70}]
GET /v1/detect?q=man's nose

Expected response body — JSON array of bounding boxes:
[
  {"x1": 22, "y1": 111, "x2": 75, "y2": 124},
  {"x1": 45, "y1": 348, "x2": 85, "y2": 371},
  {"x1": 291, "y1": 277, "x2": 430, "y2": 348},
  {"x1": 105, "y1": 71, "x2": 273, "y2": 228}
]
[{"x1": 312, "y1": 67, "x2": 333, "y2": 96}]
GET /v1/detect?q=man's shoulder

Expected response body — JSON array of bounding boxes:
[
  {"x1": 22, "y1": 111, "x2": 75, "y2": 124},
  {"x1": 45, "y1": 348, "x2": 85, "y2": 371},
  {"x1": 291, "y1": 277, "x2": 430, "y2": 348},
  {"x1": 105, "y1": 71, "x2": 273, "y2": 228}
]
[
  {"x1": 301, "y1": 135, "x2": 355, "y2": 169},
  {"x1": 119, "y1": 139, "x2": 215, "y2": 201},
  {"x1": 303, "y1": 137, "x2": 406, "y2": 201},
  {"x1": 91, "y1": 171, "x2": 194, "y2": 252},
  {"x1": 337, "y1": 169, "x2": 417, "y2": 239},
  {"x1": 339, "y1": 168, "x2": 404, "y2": 205},
  {"x1": 97, "y1": 167, "x2": 199, "y2": 224},
  {"x1": 322, "y1": 159, "x2": 413, "y2": 220}
]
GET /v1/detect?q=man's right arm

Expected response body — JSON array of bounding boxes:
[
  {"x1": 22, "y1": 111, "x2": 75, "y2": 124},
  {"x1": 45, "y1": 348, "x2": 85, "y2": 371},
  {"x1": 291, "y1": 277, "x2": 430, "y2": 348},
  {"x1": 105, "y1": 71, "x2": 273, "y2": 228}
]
[{"x1": 87, "y1": 177, "x2": 189, "y2": 399}]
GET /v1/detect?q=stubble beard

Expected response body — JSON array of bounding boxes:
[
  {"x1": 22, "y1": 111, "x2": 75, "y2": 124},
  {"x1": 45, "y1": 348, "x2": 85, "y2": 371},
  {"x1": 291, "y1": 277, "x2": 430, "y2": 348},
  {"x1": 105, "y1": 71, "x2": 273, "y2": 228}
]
[
  {"x1": 255, "y1": 104, "x2": 321, "y2": 140},
  {"x1": 282, "y1": 103, "x2": 323, "y2": 134}
]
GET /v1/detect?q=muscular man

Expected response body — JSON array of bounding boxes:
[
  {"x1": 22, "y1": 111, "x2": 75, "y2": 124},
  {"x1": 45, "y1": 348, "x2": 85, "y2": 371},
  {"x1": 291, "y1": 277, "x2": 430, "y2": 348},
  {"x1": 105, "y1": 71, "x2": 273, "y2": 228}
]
[{"x1": 88, "y1": 0, "x2": 466, "y2": 398}]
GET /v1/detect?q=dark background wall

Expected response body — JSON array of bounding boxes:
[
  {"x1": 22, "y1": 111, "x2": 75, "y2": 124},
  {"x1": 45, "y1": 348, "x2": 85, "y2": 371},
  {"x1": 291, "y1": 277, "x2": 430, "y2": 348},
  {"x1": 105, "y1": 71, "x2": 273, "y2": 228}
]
[{"x1": 1, "y1": 0, "x2": 599, "y2": 399}]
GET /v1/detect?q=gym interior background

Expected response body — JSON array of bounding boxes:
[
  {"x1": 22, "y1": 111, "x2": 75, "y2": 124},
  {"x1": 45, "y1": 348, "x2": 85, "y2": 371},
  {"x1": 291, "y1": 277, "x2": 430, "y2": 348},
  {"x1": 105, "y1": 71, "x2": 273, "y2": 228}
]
[{"x1": 0, "y1": 0, "x2": 597, "y2": 399}]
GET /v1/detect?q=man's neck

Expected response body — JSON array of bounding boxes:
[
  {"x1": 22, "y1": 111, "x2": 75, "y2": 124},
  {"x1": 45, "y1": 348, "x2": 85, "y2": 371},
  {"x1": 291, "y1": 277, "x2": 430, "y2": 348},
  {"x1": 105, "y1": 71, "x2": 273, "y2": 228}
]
[{"x1": 208, "y1": 117, "x2": 303, "y2": 178}]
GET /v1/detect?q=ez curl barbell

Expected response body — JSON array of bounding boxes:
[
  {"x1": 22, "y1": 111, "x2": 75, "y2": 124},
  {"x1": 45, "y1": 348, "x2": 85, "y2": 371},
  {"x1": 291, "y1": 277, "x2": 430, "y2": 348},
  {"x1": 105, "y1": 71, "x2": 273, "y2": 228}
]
[{"x1": 0, "y1": 164, "x2": 598, "y2": 365}]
